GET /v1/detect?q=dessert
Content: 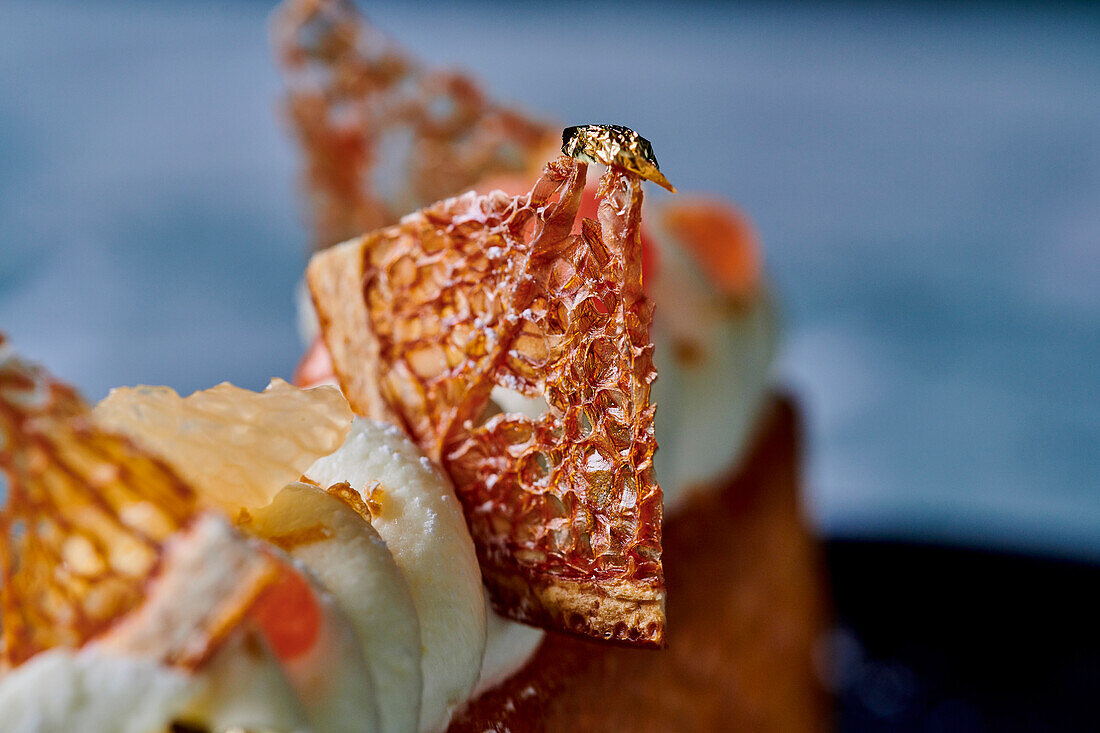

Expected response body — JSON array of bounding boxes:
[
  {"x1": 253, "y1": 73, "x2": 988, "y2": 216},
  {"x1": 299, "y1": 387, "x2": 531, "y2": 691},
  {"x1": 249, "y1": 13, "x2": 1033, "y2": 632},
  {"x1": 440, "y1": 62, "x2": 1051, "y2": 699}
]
[
  {"x1": 0, "y1": 341, "x2": 340, "y2": 731},
  {"x1": 272, "y1": 0, "x2": 780, "y2": 507},
  {"x1": 272, "y1": 0, "x2": 824, "y2": 729},
  {"x1": 292, "y1": 140, "x2": 824, "y2": 731},
  {"x1": 0, "y1": 2, "x2": 827, "y2": 730},
  {"x1": 0, "y1": 342, "x2": 500, "y2": 732}
]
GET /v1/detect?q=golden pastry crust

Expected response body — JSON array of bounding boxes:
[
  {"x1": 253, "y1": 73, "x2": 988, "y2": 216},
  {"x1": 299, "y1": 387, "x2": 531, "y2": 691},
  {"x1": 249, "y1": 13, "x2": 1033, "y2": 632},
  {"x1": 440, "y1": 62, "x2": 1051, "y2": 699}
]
[
  {"x1": 484, "y1": 569, "x2": 665, "y2": 648},
  {"x1": 306, "y1": 236, "x2": 397, "y2": 424}
]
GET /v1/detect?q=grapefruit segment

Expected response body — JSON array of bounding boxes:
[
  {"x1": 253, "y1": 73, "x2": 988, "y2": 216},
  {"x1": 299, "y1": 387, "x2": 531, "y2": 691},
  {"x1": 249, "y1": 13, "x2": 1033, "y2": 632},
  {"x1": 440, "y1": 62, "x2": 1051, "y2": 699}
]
[
  {"x1": 660, "y1": 198, "x2": 763, "y2": 302},
  {"x1": 307, "y1": 156, "x2": 665, "y2": 646},
  {"x1": 93, "y1": 380, "x2": 353, "y2": 513}
]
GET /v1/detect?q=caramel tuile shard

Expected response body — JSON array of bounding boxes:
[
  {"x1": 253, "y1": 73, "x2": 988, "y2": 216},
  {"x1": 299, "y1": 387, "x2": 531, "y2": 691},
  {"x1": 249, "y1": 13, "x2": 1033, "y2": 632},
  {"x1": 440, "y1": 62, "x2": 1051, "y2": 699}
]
[
  {"x1": 0, "y1": 338, "x2": 197, "y2": 667},
  {"x1": 308, "y1": 156, "x2": 665, "y2": 646},
  {"x1": 272, "y1": 0, "x2": 556, "y2": 250},
  {"x1": 0, "y1": 338, "x2": 278, "y2": 670}
]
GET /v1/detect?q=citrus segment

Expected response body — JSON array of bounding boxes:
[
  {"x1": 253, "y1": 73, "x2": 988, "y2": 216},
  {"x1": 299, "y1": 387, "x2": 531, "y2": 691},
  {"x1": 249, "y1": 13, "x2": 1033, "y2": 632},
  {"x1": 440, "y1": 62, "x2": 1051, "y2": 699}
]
[
  {"x1": 93, "y1": 379, "x2": 352, "y2": 512},
  {"x1": 660, "y1": 198, "x2": 762, "y2": 301},
  {"x1": 249, "y1": 561, "x2": 323, "y2": 661},
  {"x1": 307, "y1": 157, "x2": 665, "y2": 646},
  {"x1": 295, "y1": 336, "x2": 338, "y2": 388}
]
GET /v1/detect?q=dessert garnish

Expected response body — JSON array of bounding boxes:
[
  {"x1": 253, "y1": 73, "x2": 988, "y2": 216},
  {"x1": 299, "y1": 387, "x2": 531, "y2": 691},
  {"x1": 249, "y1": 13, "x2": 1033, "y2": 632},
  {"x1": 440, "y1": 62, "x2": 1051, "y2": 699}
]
[
  {"x1": 562, "y1": 124, "x2": 676, "y2": 193},
  {"x1": 0, "y1": 343, "x2": 428, "y2": 731},
  {"x1": 0, "y1": 337, "x2": 278, "y2": 672},
  {"x1": 272, "y1": 0, "x2": 555, "y2": 250},
  {"x1": 91, "y1": 378, "x2": 493, "y2": 731},
  {"x1": 307, "y1": 147, "x2": 666, "y2": 646},
  {"x1": 94, "y1": 380, "x2": 352, "y2": 513}
]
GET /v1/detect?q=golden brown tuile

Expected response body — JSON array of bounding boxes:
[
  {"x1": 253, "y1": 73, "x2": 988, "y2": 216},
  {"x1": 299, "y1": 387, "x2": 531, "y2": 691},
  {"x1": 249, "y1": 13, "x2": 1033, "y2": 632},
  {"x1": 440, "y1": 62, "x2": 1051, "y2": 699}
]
[
  {"x1": 0, "y1": 337, "x2": 277, "y2": 671},
  {"x1": 271, "y1": 0, "x2": 556, "y2": 250},
  {"x1": 0, "y1": 338, "x2": 198, "y2": 667},
  {"x1": 308, "y1": 156, "x2": 665, "y2": 646}
]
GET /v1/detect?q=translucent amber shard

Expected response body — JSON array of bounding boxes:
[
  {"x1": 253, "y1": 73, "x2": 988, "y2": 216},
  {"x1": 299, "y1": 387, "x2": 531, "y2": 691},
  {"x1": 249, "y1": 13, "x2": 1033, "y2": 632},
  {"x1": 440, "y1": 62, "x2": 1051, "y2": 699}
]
[
  {"x1": 0, "y1": 340, "x2": 196, "y2": 667},
  {"x1": 308, "y1": 156, "x2": 664, "y2": 646},
  {"x1": 272, "y1": 0, "x2": 556, "y2": 250},
  {"x1": 0, "y1": 340, "x2": 276, "y2": 670}
]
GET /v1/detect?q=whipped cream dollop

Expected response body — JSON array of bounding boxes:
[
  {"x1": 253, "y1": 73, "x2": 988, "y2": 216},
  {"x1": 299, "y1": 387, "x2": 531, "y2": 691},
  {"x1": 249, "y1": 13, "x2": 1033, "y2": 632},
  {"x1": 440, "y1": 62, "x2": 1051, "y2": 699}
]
[
  {"x1": 0, "y1": 632, "x2": 309, "y2": 733},
  {"x1": 247, "y1": 481, "x2": 423, "y2": 733},
  {"x1": 648, "y1": 229, "x2": 779, "y2": 510},
  {"x1": 305, "y1": 419, "x2": 489, "y2": 732}
]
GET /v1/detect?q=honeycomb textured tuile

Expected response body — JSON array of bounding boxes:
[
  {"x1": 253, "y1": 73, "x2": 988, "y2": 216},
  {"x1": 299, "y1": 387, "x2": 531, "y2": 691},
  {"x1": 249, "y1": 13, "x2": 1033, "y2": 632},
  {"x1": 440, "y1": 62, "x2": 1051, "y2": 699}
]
[
  {"x1": 0, "y1": 339, "x2": 198, "y2": 667},
  {"x1": 272, "y1": 0, "x2": 555, "y2": 250},
  {"x1": 0, "y1": 339, "x2": 278, "y2": 671},
  {"x1": 309, "y1": 156, "x2": 665, "y2": 645}
]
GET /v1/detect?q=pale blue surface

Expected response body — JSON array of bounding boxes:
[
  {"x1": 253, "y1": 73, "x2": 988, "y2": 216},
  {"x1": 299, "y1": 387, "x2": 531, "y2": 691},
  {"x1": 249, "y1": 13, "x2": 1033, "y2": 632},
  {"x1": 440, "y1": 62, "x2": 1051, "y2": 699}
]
[{"x1": 1, "y1": 1, "x2": 1098, "y2": 560}]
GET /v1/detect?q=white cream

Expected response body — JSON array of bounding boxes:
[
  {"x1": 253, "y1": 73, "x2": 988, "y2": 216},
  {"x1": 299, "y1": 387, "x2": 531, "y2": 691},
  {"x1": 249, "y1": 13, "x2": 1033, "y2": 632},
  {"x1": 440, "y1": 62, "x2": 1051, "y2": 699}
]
[
  {"x1": 302, "y1": 419, "x2": 546, "y2": 730},
  {"x1": 248, "y1": 482, "x2": 423, "y2": 733},
  {"x1": 275, "y1": 558, "x2": 382, "y2": 733},
  {"x1": 0, "y1": 649, "x2": 195, "y2": 733},
  {"x1": 181, "y1": 630, "x2": 309, "y2": 732},
  {"x1": 648, "y1": 233, "x2": 779, "y2": 511},
  {"x1": 0, "y1": 635, "x2": 310, "y2": 733},
  {"x1": 306, "y1": 419, "x2": 488, "y2": 733}
]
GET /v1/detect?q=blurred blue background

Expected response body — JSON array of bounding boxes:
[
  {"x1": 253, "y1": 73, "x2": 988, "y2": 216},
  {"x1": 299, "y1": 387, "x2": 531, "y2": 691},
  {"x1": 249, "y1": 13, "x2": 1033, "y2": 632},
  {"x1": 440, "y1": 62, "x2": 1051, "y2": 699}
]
[{"x1": 2, "y1": 1, "x2": 1098, "y2": 564}]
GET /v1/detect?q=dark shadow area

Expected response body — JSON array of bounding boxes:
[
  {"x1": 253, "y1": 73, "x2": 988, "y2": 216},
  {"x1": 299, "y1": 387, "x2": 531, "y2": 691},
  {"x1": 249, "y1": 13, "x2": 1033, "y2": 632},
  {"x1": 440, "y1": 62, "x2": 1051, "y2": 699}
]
[{"x1": 828, "y1": 540, "x2": 1100, "y2": 731}]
